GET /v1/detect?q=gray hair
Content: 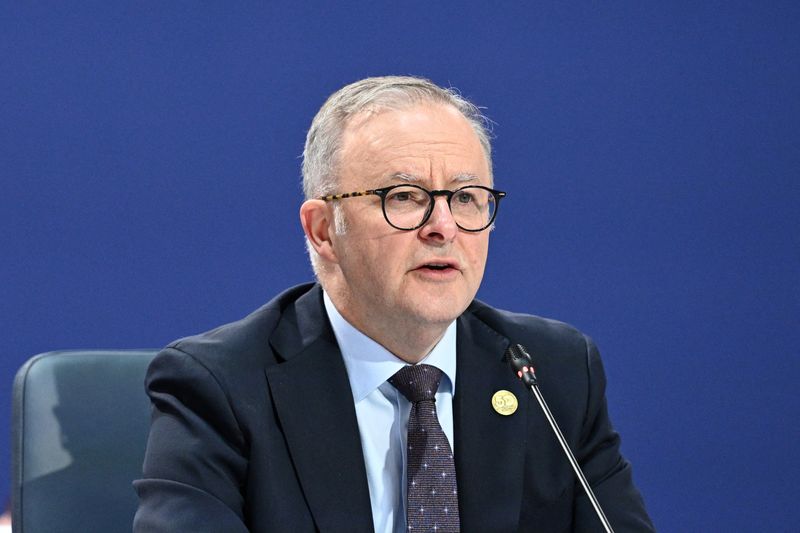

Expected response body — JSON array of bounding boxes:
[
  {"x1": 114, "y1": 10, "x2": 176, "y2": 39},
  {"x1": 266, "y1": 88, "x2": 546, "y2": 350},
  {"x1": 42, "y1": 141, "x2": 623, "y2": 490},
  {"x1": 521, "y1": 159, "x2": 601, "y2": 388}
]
[{"x1": 302, "y1": 75, "x2": 493, "y2": 199}]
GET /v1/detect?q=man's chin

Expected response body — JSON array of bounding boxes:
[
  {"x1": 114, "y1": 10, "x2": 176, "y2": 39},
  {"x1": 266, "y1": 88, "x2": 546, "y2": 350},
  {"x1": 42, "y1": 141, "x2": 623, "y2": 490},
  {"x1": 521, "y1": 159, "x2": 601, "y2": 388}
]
[{"x1": 400, "y1": 298, "x2": 469, "y2": 326}]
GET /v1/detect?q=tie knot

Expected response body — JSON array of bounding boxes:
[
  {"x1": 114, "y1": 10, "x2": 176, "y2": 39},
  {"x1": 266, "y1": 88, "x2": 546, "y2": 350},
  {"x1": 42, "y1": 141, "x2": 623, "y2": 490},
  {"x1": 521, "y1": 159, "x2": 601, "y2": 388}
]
[{"x1": 389, "y1": 364, "x2": 443, "y2": 403}]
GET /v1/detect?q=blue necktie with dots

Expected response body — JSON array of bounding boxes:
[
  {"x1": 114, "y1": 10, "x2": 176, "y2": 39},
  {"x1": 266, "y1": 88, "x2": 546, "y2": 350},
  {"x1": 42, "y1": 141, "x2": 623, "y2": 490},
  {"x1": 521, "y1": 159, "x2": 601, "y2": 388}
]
[{"x1": 390, "y1": 364, "x2": 460, "y2": 533}]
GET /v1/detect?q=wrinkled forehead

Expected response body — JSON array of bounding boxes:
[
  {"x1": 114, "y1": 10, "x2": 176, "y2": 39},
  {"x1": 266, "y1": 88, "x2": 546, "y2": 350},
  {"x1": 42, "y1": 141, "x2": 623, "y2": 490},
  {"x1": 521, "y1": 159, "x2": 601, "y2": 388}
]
[{"x1": 337, "y1": 103, "x2": 491, "y2": 188}]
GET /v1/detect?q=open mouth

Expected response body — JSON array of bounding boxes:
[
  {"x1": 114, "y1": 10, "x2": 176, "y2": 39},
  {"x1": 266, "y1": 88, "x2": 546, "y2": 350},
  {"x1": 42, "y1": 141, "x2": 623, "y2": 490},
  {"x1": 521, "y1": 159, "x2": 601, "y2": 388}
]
[{"x1": 416, "y1": 262, "x2": 459, "y2": 273}]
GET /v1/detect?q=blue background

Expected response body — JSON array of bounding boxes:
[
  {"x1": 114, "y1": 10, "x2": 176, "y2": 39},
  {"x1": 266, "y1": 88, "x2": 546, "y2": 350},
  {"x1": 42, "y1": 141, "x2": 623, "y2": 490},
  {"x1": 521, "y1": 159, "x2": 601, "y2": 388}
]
[{"x1": 2, "y1": 2, "x2": 798, "y2": 531}]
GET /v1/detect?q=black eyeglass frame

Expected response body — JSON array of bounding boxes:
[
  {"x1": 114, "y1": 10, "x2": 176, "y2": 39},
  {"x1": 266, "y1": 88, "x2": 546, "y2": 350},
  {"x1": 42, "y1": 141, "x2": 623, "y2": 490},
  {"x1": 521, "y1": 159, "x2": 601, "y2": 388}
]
[{"x1": 319, "y1": 184, "x2": 507, "y2": 232}]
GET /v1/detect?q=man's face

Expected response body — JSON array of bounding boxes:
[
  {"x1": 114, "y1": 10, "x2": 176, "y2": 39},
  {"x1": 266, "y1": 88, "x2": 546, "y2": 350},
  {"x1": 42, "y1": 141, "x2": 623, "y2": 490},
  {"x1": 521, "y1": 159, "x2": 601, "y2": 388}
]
[{"x1": 328, "y1": 102, "x2": 492, "y2": 334}]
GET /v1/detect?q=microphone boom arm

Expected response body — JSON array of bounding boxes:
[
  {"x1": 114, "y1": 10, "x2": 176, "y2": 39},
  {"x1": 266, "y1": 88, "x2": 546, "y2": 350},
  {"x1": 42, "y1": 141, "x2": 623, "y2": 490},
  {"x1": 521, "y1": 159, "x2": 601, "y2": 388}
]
[{"x1": 507, "y1": 344, "x2": 615, "y2": 533}]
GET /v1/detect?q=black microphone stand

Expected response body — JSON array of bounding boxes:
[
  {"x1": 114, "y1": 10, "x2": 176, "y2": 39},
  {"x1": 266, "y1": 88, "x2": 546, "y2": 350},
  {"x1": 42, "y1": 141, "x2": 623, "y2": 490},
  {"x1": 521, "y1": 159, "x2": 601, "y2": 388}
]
[{"x1": 507, "y1": 344, "x2": 615, "y2": 533}]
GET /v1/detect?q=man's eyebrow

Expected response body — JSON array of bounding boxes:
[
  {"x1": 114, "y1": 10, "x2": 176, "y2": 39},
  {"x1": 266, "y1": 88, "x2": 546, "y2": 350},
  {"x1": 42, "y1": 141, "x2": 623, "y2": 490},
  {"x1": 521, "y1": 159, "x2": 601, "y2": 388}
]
[
  {"x1": 387, "y1": 172, "x2": 480, "y2": 184},
  {"x1": 452, "y1": 173, "x2": 479, "y2": 183},
  {"x1": 388, "y1": 172, "x2": 422, "y2": 183}
]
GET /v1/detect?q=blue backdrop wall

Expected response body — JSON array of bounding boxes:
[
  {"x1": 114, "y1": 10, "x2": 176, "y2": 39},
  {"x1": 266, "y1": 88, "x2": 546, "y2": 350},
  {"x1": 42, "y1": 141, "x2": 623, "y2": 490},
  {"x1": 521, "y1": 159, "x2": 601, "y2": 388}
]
[{"x1": 2, "y1": 2, "x2": 798, "y2": 531}]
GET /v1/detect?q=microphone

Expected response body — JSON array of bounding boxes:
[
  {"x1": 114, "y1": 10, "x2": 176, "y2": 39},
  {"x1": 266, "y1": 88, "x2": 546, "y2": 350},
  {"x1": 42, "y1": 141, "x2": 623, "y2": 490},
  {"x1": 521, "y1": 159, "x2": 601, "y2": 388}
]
[{"x1": 505, "y1": 344, "x2": 615, "y2": 533}]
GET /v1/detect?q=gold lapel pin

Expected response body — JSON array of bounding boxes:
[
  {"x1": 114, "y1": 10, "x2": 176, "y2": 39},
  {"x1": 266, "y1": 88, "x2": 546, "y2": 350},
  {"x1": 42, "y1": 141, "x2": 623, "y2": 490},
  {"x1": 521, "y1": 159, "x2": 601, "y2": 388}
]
[{"x1": 491, "y1": 389, "x2": 518, "y2": 416}]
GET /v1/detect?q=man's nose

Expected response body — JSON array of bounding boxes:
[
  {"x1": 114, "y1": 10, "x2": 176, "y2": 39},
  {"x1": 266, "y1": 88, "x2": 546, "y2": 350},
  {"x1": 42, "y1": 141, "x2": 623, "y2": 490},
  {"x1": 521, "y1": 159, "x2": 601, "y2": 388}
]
[{"x1": 419, "y1": 196, "x2": 458, "y2": 242}]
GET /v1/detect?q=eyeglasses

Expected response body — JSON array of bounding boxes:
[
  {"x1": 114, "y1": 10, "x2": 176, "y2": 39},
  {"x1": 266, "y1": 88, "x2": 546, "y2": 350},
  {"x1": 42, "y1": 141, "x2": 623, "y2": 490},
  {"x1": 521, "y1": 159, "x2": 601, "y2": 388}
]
[{"x1": 319, "y1": 184, "x2": 506, "y2": 232}]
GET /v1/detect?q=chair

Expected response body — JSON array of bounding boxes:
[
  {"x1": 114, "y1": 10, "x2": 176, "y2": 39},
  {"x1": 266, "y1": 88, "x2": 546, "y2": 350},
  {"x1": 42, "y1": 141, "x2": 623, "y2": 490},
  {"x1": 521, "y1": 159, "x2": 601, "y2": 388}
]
[{"x1": 11, "y1": 350, "x2": 157, "y2": 533}]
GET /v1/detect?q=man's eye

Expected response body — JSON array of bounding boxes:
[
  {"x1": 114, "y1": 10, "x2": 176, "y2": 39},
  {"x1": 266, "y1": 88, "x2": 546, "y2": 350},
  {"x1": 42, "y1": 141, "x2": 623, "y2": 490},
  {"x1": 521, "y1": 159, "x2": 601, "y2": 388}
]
[
  {"x1": 387, "y1": 189, "x2": 425, "y2": 203},
  {"x1": 455, "y1": 192, "x2": 476, "y2": 204}
]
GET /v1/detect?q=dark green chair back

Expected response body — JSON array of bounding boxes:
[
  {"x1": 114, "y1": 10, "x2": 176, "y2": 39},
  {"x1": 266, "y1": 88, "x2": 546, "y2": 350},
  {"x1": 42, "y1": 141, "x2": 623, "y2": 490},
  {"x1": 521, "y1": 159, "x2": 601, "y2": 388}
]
[{"x1": 12, "y1": 350, "x2": 157, "y2": 533}]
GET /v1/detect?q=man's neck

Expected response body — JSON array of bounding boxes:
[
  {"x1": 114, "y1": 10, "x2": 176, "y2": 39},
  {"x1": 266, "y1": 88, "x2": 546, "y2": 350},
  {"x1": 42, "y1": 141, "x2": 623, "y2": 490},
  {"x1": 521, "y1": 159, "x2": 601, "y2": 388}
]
[
  {"x1": 323, "y1": 289, "x2": 450, "y2": 364},
  {"x1": 365, "y1": 325, "x2": 448, "y2": 364}
]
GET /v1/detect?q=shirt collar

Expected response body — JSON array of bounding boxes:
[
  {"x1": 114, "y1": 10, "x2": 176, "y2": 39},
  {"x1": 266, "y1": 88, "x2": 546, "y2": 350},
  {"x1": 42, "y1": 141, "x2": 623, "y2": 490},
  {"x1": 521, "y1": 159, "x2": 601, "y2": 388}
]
[{"x1": 323, "y1": 289, "x2": 457, "y2": 403}]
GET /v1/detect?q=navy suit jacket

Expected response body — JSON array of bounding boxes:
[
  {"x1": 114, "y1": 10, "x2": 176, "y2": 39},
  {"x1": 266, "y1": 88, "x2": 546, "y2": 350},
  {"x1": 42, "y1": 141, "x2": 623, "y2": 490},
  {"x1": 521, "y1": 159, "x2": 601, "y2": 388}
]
[{"x1": 134, "y1": 283, "x2": 654, "y2": 532}]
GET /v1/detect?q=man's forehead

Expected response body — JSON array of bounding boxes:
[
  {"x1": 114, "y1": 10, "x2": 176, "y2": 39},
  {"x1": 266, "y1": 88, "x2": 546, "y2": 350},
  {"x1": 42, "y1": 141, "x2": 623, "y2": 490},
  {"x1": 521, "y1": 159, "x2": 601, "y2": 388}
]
[
  {"x1": 338, "y1": 104, "x2": 489, "y2": 184},
  {"x1": 343, "y1": 102, "x2": 475, "y2": 144},
  {"x1": 363, "y1": 162, "x2": 489, "y2": 189},
  {"x1": 388, "y1": 172, "x2": 481, "y2": 185}
]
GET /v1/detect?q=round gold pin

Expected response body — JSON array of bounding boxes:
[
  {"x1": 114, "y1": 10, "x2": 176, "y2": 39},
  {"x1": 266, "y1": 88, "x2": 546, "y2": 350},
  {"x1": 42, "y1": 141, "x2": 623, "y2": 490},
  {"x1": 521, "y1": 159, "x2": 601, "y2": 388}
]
[{"x1": 491, "y1": 389, "x2": 518, "y2": 416}]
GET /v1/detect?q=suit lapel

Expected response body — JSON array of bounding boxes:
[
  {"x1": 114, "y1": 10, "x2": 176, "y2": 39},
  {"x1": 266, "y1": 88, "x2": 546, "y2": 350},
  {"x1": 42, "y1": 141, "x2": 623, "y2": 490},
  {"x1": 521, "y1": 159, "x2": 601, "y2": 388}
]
[
  {"x1": 454, "y1": 311, "x2": 529, "y2": 532},
  {"x1": 263, "y1": 287, "x2": 533, "y2": 532},
  {"x1": 265, "y1": 286, "x2": 373, "y2": 533}
]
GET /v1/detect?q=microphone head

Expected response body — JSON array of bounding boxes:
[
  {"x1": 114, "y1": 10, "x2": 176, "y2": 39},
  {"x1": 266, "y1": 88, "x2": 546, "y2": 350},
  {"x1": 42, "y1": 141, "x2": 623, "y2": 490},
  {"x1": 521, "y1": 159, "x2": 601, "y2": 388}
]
[
  {"x1": 505, "y1": 343, "x2": 538, "y2": 386},
  {"x1": 506, "y1": 343, "x2": 532, "y2": 371}
]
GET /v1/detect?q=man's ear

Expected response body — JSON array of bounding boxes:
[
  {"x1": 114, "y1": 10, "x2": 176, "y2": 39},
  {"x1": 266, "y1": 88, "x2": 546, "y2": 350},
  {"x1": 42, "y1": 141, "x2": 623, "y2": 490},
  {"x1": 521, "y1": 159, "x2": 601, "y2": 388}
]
[{"x1": 300, "y1": 199, "x2": 338, "y2": 263}]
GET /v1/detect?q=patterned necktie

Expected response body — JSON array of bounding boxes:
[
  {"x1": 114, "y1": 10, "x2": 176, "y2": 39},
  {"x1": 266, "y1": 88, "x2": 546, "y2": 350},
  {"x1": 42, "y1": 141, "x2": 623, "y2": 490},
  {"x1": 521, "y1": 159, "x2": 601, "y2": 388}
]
[{"x1": 390, "y1": 364, "x2": 460, "y2": 533}]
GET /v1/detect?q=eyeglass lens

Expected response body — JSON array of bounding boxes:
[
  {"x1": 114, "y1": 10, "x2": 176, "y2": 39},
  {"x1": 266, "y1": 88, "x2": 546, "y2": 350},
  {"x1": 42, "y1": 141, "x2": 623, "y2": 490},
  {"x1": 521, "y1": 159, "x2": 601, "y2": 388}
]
[{"x1": 383, "y1": 185, "x2": 497, "y2": 230}]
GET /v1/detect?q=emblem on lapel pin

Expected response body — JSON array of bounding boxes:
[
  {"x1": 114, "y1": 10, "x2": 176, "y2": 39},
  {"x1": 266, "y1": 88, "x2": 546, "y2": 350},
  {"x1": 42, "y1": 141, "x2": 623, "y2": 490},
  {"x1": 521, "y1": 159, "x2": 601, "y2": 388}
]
[{"x1": 491, "y1": 390, "x2": 518, "y2": 416}]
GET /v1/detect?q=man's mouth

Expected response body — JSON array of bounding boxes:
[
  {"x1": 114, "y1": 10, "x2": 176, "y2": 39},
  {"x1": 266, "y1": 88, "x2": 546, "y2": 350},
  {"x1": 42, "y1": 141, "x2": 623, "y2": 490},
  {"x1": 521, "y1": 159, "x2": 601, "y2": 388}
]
[{"x1": 414, "y1": 260, "x2": 460, "y2": 273}]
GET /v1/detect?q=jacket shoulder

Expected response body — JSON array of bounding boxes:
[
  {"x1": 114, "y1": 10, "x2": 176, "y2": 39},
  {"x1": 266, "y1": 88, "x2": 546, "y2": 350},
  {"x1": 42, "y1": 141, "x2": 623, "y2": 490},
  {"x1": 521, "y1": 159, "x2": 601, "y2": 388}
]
[
  {"x1": 467, "y1": 298, "x2": 593, "y2": 361},
  {"x1": 162, "y1": 282, "x2": 318, "y2": 373}
]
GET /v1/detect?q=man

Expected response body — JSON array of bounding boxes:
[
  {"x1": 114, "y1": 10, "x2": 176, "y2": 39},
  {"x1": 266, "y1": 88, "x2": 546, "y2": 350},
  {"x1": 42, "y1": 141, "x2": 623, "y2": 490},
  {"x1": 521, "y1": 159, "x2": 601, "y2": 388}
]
[{"x1": 134, "y1": 76, "x2": 654, "y2": 532}]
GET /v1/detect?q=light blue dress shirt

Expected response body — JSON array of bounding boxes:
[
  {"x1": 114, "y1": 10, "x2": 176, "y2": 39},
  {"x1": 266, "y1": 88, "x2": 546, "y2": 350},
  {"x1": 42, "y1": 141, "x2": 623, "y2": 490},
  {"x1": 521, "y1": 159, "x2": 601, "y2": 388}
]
[{"x1": 323, "y1": 291, "x2": 457, "y2": 533}]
